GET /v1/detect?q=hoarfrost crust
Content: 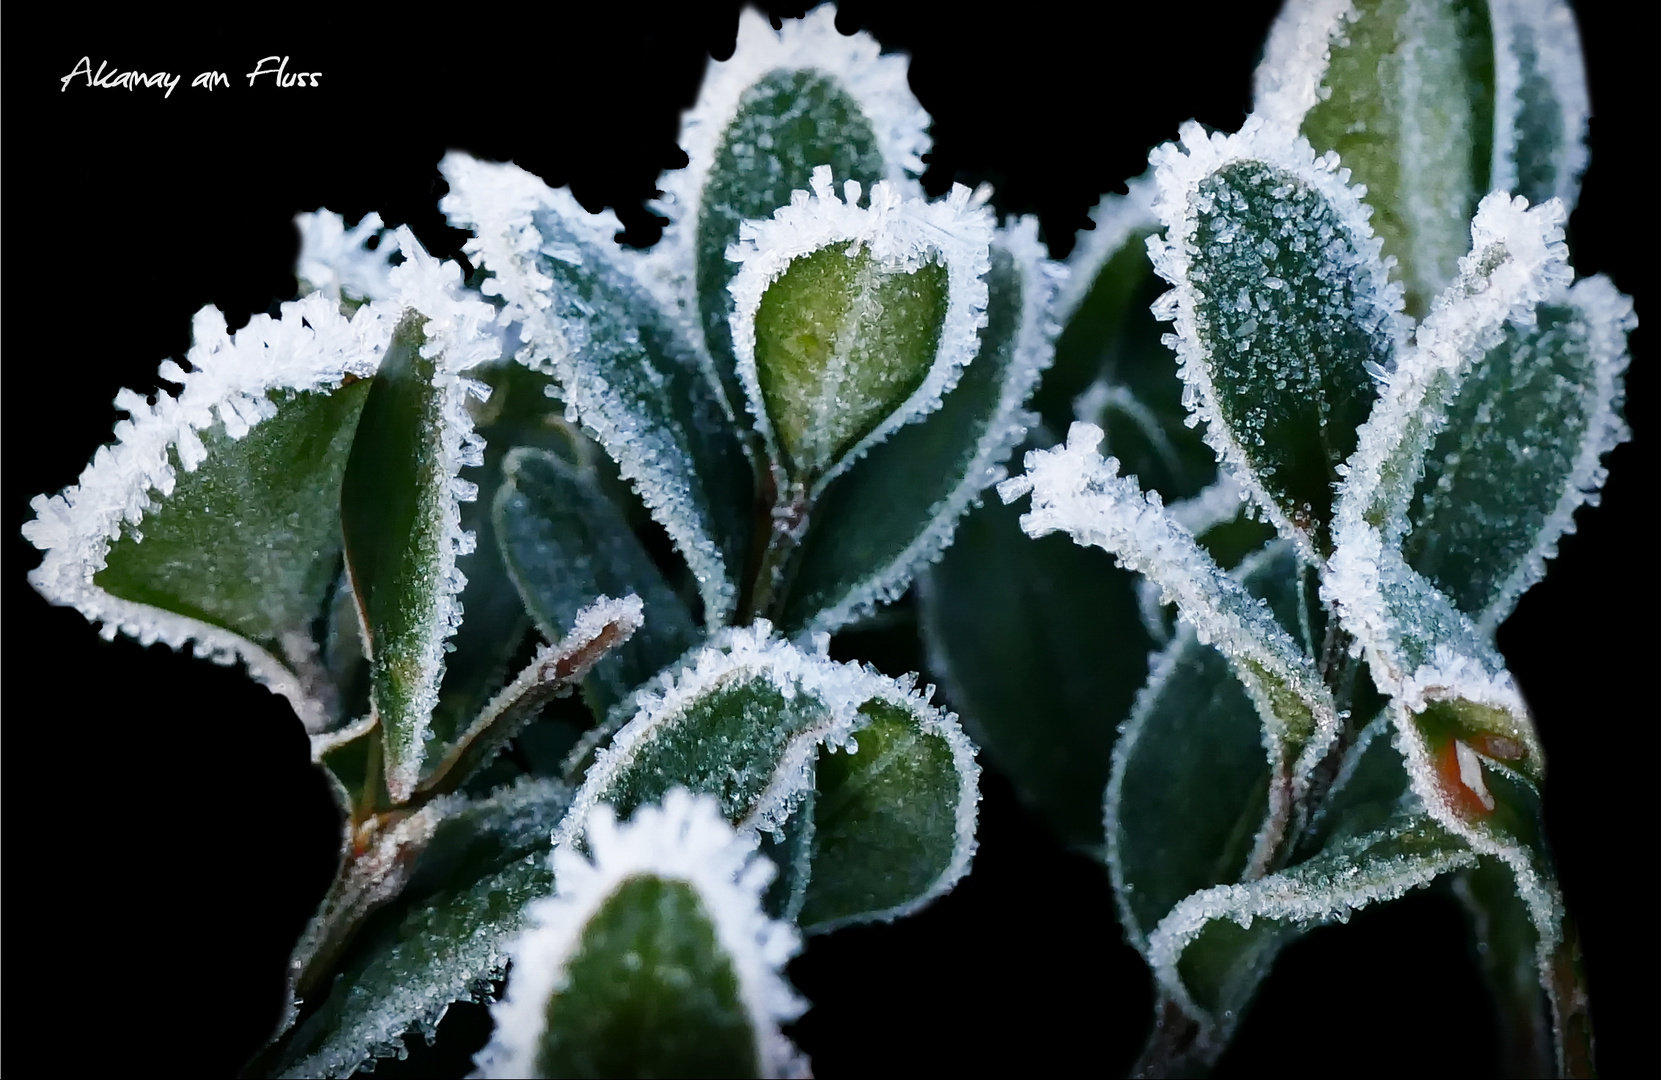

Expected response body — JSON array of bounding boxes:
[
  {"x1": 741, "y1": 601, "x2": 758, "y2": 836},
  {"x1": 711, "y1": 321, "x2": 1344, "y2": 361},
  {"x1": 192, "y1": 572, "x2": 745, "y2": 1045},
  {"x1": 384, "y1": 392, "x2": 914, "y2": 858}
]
[
  {"x1": 649, "y1": 2, "x2": 932, "y2": 322},
  {"x1": 439, "y1": 152, "x2": 744, "y2": 622},
  {"x1": 1000, "y1": 422, "x2": 1339, "y2": 774},
  {"x1": 1252, "y1": 0, "x2": 1356, "y2": 132},
  {"x1": 727, "y1": 165, "x2": 995, "y2": 492},
  {"x1": 475, "y1": 789, "x2": 808, "y2": 1079},
  {"x1": 801, "y1": 216, "x2": 1063, "y2": 633},
  {"x1": 1146, "y1": 117, "x2": 1407, "y2": 561},
  {"x1": 295, "y1": 210, "x2": 397, "y2": 303}
]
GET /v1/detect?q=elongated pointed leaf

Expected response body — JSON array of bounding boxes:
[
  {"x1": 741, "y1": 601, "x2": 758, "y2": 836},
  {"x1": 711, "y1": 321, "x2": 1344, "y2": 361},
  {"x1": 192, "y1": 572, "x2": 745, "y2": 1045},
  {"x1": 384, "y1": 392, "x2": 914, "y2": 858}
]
[
  {"x1": 782, "y1": 220, "x2": 1059, "y2": 633},
  {"x1": 728, "y1": 167, "x2": 993, "y2": 492},
  {"x1": 256, "y1": 778, "x2": 573, "y2": 1079},
  {"x1": 1107, "y1": 542, "x2": 1304, "y2": 949},
  {"x1": 1140, "y1": 811, "x2": 1477, "y2": 1073},
  {"x1": 495, "y1": 447, "x2": 699, "y2": 718},
  {"x1": 1490, "y1": 0, "x2": 1590, "y2": 210},
  {"x1": 1456, "y1": 858, "x2": 1555, "y2": 1078},
  {"x1": 919, "y1": 486, "x2": 1151, "y2": 851},
  {"x1": 1405, "y1": 275, "x2": 1633, "y2": 629},
  {"x1": 555, "y1": 623, "x2": 979, "y2": 930},
  {"x1": 440, "y1": 154, "x2": 753, "y2": 624},
  {"x1": 1256, "y1": 0, "x2": 1497, "y2": 316},
  {"x1": 1002, "y1": 425, "x2": 1341, "y2": 841},
  {"x1": 1148, "y1": 119, "x2": 1404, "y2": 557},
  {"x1": 476, "y1": 790, "x2": 807, "y2": 1079},
  {"x1": 25, "y1": 294, "x2": 390, "y2": 731},
  {"x1": 652, "y1": 5, "x2": 930, "y2": 421}
]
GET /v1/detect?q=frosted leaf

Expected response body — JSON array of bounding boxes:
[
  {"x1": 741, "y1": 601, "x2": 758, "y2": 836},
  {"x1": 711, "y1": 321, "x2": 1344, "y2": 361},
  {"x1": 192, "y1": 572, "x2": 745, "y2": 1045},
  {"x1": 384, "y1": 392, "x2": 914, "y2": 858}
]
[
  {"x1": 1454, "y1": 858, "x2": 1558, "y2": 1077},
  {"x1": 555, "y1": 622, "x2": 979, "y2": 929},
  {"x1": 650, "y1": 4, "x2": 931, "y2": 420},
  {"x1": 1406, "y1": 275, "x2": 1633, "y2": 631},
  {"x1": 1001, "y1": 424, "x2": 1341, "y2": 799},
  {"x1": 780, "y1": 218, "x2": 1062, "y2": 633},
  {"x1": 918, "y1": 467, "x2": 1151, "y2": 851},
  {"x1": 476, "y1": 789, "x2": 808, "y2": 1079},
  {"x1": 263, "y1": 778, "x2": 571, "y2": 1079},
  {"x1": 727, "y1": 166, "x2": 994, "y2": 492},
  {"x1": 295, "y1": 209, "x2": 396, "y2": 304},
  {"x1": 1490, "y1": 0, "x2": 1589, "y2": 210},
  {"x1": 1147, "y1": 118, "x2": 1405, "y2": 559},
  {"x1": 1255, "y1": 0, "x2": 1498, "y2": 315},
  {"x1": 440, "y1": 153, "x2": 753, "y2": 624},
  {"x1": 1109, "y1": 541, "x2": 1318, "y2": 954},
  {"x1": 24, "y1": 293, "x2": 390, "y2": 732},
  {"x1": 1332, "y1": 192, "x2": 1573, "y2": 555},
  {"x1": 494, "y1": 447, "x2": 699, "y2": 718},
  {"x1": 1144, "y1": 811, "x2": 1476, "y2": 1061},
  {"x1": 340, "y1": 232, "x2": 503, "y2": 802}
]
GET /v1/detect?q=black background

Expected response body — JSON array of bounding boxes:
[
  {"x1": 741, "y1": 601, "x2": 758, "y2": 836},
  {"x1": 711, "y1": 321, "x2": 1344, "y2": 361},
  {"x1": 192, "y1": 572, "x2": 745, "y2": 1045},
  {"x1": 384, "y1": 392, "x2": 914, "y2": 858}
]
[{"x1": 8, "y1": 2, "x2": 1646, "y2": 1074}]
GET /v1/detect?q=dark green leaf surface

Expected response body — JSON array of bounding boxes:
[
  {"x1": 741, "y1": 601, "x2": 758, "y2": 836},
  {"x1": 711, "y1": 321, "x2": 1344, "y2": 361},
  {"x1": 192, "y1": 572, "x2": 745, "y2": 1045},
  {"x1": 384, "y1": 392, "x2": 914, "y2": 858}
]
[
  {"x1": 1405, "y1": 298, "x2": 1614, "y2": 624},
  {"x1": 260, "y1": 779, "x2": 571, "y2": 1079},
  {"x1": 799, "y1": 699, "x2": 967, "y2": 932},
  {"x1": 696, "y1": 68, "x2": 889, "y2": 421},
  {"x1": 780, "y1": 240, "x2": 1030, "y2": 633},
  {"x1": 1457, "y1": 858, "x2": 1554, "y2": 1078},
  {"x1": 753, "y1": 246, "x2": 948, "y2": 481},
  {"x1": 1185, "y1": 160, "x2": 1388, "y2": 551},
  {"x1": 495, "y1": 447, "x2": 699, "y2": 719},
  {"x1": 1294, "y1": 0, "x2": 1495, "y2": 316},
  {"x1": 96, "y1": 380, "x2": 372, "y2": 723},
  {"x1": 341, "y1": 313, "x2": 451, "y2": 800},
  {"x1": 525, "y1": 202, "x2": 754, "y2": 624},
  {"x1": 1107, "y1": 542, "x2": 1304, "y2": 944},
  {"x1": 534, "y1": 876, "x2": 758, "y2": 1078},
  {"x1": 920, "y1": 492, "x2": 1151, "y2": 851}
]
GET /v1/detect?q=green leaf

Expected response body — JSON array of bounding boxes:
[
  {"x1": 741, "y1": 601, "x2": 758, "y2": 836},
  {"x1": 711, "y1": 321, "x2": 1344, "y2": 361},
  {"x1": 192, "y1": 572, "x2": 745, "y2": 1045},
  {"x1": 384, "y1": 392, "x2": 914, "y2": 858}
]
[
  {"x1": 439, "y1": 155, "x2": 753, "y2": 624},
  {"x1": 25, "y1": 294, "x2": 386, "y2": 732},
  {"x1": 476, "y1": 790, "x2": 807, "y2": 1079},
  {"x1": 672, "y1": 7, "x2": 928, "y2": 422},
  {"x1": 1257, "y1": 0, "x2": 1497, "y2": 316},
  {"x1": 919, "y1": 487, "x2": 1151, "y2": 852},
  {"x1": 1405, "y1": 276, "x2": 1633, "y2": 628},
  {"x1": 781, "y1": 221, "x2": 1058, "y2": 634},
  {"x1": 754, "y1": 245, "x2": 948, "y2": 481},
  {"x1": 1148, "y1": 120, "x2": 1401, "y2": 557},
  {"x1": 1106, "y1": 542, "x2": 1303, "y2": 947},
  {"x1": 800, "y1": 697, "x2": 980, "y2": 932},
  {"x1": 495, "y1": 447, "x2": 700, "y2": 719},
  {"x1": 1491, "y1": 0, "x2": 1590, "y2": 210},
  {"x1": 341, "y1": 312, "x2": 470, "y2": 802},
  {"x1": 257, "y1": 778, "x2": 572, "y2": 1079},
  {"x1": 1138, "y1": 810, "x2": 1477, "y2": 1074},
  {"x1": 95, "y1": 381, "x2": 372, "y2": 723},
  {"x1": 1002, "y1": 428, "x2": 1342, "y2": 854},
  {"x1": 555, "y1": 624, "x2": 979, "y2": 930}
]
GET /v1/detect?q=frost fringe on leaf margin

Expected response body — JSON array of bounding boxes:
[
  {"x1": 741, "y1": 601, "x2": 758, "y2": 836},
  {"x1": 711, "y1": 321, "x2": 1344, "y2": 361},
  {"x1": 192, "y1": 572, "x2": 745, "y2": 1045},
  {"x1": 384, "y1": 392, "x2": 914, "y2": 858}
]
[
  {"x1": 727, "y1": 165, "x2": 995, "y2": 493},
  {"x1": 1146, "y1": 117, "x2": 1408, "y2": 561},
  {"x1": 554, "y1": 620, "x2": 980, "y2": 923},
  {"x1": 802, "y1": 216, "x2": 1063, "y2": 632},
  {"x1": 1051, "y1": 173, "x2": 1159, "y2": 330},
  {"x1": 439, "y1": 153, "x2": 743, "y2": 621},
  {"x1": 646, "y1": 3, "x2": 932, "y2": 332},
  {"x1": 1490, "y1": 0, "x2": 1590, "y2": 206},
  {"x1": 1250, "y1": 0, "x2": 1353, "y2": 132},
  {"x1": 25, "y1": 296, "x2": 385, "y2": 731},
  {"x1": 295, "y1": 210, "x2": 397, "y2": 304},
  {"x1": 475, "y1": 789, "x2": 810, "y2": 1080}
]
